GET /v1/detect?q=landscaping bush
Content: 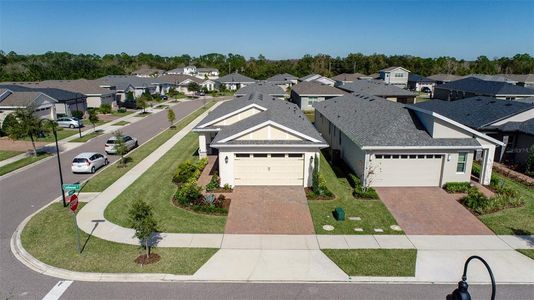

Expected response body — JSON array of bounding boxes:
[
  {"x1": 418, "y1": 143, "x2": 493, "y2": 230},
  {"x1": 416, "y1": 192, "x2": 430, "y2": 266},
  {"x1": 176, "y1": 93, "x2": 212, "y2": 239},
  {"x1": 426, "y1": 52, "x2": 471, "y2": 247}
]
[
  {"x1": 117, "y1": 107, "x2": 127, "y2": 113},
  {"x1": 71, "y1": 110, "x2": 84, "y2": 119},
  {"x1": 347, "y1": 172, "x2": 379, "y2": 199},
  {"x1": 205, "y1": 173, "x2": 220, "y2": 192},
  {"x1": 472, "y1": 164, "x2": 500, "y2": 187},
  {"x1": 1, "y1": 113, "x2": 18, "y2": 136},
  {"x1": 172, "y1": 158, "x2": 208, "y2": 185},
  {"x1": 223, "y1": 184, "x2": 233, "y2": 191},
  {"x1": 99, "y1": 103, "x2": 112, "y2": 114},
  {"x1": 462, "y1": 188, "x2": 488, "y2": 214},
  {"x1": 347, "y1": 173, "x2": 361, "y2": 189},
  {"x1": 462, "y1": 186, "x2": 524, "y2": 215},
  {"x1": 174, "y1": 179, "x2": 202, "y2": 206},
  {"x1": 443, "y1": 182, "x2": 471, "y2": 193}
]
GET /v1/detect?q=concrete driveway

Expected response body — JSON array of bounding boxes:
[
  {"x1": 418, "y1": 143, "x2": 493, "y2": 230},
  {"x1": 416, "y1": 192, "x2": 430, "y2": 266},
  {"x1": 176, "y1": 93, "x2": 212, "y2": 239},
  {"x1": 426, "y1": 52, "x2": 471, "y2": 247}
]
[
  {"x1": 225, "y1": 186, "x2": 315, "y2": 234},
  {"x1": 375, "y1": 187, "x2": 493, "y2": 235}
]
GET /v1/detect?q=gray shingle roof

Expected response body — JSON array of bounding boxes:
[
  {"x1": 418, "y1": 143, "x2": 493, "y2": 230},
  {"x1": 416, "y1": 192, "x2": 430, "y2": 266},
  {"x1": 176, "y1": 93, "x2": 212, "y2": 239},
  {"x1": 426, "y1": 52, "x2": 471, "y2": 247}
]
[
  {"x1": 408, "y1": 74, "x2": 436, "y2": 83},
  {"x1": 265, "y1": 73, "x2": 298, "y2": 83},
  {"x1": 331, "y1": 73, "x2": 368, "y2": 82},
  {"x1": 235, "y1": 82, "x2": 286, "y2": 96},
  {"x1": 97, "y1": 75, "x2": 155, "y2": 90},
  {"x1": 151, "y1": 74, "x2": 204, "y2": 85},
  {"x1": 497, "y1": 74, "x2": 534, "y2": 84},
  {"x1": 299, "y1": 74, "x2": 320, "y2": 81},
  {"x1": 462, "y1": 74, "x2": 517, "y2": 83},
  {"x1": 435, "y1": 77, "x2": 534, "y2": 96},
  {"x1": 313, "y1": 93, "x2": 480, "y2": 148},
  {"x1": 414, "y1": 96, "x2": 534, "y2": 129},
  {"x1": 0, "y1": 84, "x2": 85, "y2": 102},
  {"x1": 427, "y1": 74, "x2": 462, "y2": 82},
  {"x1": 291, "y1": 81, "x2": 345, "y2": 96},
  {"x1": 496, "y1": 119, "x2": 534, "y2": 136},
  {"x1": 216, "y1": 73, "x2": 255, "y2": 84},
  {"x1": 0, "y1": 90, "x2": 47, "y2": 106},
  {"x1": 339, "y1": 80, "x2": 417, "y2": 97}
]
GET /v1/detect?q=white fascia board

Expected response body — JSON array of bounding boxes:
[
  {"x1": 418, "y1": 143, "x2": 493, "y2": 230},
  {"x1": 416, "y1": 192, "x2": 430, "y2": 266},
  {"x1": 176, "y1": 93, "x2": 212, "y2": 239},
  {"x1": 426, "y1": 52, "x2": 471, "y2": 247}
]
[
  {"x1": 211, "y1": 143, "x2": 328, "y2": 148},
  {"x1": 192, "y1": 128, "x2": 220, "y2": 132},
  {"x1": 407, "y1": 106, "x2": 506, "y2": 146},
  {"x1": 361, "y1": 145, "x2": 483, "y2": 150},
  {"x1": 217, "y1": 120, "x2": 322, "y2": 143},
  {"x1": 197, "y1": 103, "x2": 267, "y2": 128},
  {"x1": 300, "y1": 93, "x2": 344, "y2": 97}
]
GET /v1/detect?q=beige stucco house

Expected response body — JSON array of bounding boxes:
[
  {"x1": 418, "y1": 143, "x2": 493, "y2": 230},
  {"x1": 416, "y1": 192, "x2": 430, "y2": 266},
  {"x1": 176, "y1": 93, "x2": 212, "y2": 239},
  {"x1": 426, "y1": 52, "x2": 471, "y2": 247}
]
[
  {"x1": 291, "y1": 81, "x2": 345, "y2": 111},
  {"x1": 313, "y1": 93, "x2": 504, "y2": 187},
  {"x1": 193, "y1": 92, "x2": 328, "y2": 187},
  {"x1": 379, "y1": 67, "x2": 410, "y2": 88}
]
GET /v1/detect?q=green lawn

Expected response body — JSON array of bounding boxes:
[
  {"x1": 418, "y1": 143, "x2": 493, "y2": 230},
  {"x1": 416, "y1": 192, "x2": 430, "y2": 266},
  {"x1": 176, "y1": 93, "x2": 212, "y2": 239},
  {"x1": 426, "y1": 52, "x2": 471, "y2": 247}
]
[
  {"x1": 0, "y1": 150, "x2": 22, "y2": 161},
  {"x1": 82, "y1": 101, "x2": 215, "y2": 192},
  {"x1": 517, "y1": 249, "x2": 534, "y2": 260},
  {"x1": 308, "y1": 155, "x2": 402, "y2": 234},
  {"x1": 477, "y1": 171, "x2": 534, "y2": 235},
  {"x1": 323, "y1": 249, "x2": 417, "y2": 277},
  {"x1": 71, "y1": 131, "x2": 103, "y2": 142},
  {"x1": 113, "y1": 121, "x2": 130, "y2": 126},
  {"x1": 21, "y1": 203, "x2": 217, "y2": 274},
  {"x1": 105, "y1": 132, "x2": 227, "y2": 233},
  {"x1": 0, "y1": 152, "x2": 52, "y2": 176},
  {"x1": 111, "y1": 110, "x2": 135, "y2": 117},
  {"x1": 21, "y1": 128, "x2": 80, "y2": 142}
]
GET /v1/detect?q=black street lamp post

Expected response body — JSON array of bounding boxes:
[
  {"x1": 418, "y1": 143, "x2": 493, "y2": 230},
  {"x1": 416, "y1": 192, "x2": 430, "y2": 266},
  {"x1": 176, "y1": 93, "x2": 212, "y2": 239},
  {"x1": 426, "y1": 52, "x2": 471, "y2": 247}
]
[
  {"x1": 41, "y1": 119, "x2": 67, "y2": 207},
  {"x1": 447, "y1": 255, "x2": 496, "y2": 300}
]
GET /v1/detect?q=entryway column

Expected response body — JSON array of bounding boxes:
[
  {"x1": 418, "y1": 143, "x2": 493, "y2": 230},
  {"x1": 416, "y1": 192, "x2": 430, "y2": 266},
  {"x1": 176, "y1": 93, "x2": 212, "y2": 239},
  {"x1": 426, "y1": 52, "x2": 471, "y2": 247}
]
[
  {"x1": 199, "y1": 133, "x2": 207, "y2": 158},
  {"x1": 480, "y1": 146, "x2": 496, "y2": 185}
]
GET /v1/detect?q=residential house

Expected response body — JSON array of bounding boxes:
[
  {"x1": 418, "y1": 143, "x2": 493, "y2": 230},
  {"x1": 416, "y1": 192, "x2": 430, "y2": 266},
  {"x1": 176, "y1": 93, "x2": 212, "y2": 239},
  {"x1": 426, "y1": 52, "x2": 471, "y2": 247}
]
[
  {"x1": 290, "y1": 81, "x2": 345, "y2": 110},
  {"x1": 433, "y1": 77, "x2": 534, "y2": 101},
  {"x1": 331, "y1": 73, "x2": 369, "y2": 86},
  {"x1": 197, "y1": 68, "x2": 220, "y2": 80},
  {"x1": 462, "y1": 74, "x2": 517, "y2": 84},
  {"x1": 39, "y1": 79, "x2": 116, "y2": 108},
  {"x1": 152, "y1": 74, "x2": 216, "y2": 95},
  {"x1": 338, "y1": 80, "x2": 417, "y2": 104},
  {"x1": 299, "y1": 74, "x2": 336, "y2": 86},
  {"x1": 0, "y1": 88, "x2": 57, "y2": 123},
  {"x1": 96, "y1": 76, "x2": 156, "y2": 101},
  {"x1": 265, "y1": 73, "x2": 298, "y2": 91},
  {"x1": 132, "y1": 66, "x2": 165, "y2": 78},
  {"x1": 408, "y1": 74, "x2": 436, "y2": 93},
  {"x1": 313, "y1": 93, "x2": 503, "y2": 187},
  {"x1": 415, "y1": 97, "x2": 534, "y2": 168},
  {"x1": 427, "y1": 74, "x2": 463, "y2": 85},
  {"x1": 498, "y1": 74, "x2": 534, "y2": 88},
  {"x1": 378, "y1": 67, "x2": 410, "y2": 88},
  {"x1": 192, "y1": 92, "x2": 328, "y2": 187},
  {"x1": 235, "y1": 82, "x2": 286, "y2": 99},
  {"x1": 216, "y1": 73, "x2": 256, "y2": 91},
  {"x1": 166, "y1": 66, "x2": 197, "y2": 76}
]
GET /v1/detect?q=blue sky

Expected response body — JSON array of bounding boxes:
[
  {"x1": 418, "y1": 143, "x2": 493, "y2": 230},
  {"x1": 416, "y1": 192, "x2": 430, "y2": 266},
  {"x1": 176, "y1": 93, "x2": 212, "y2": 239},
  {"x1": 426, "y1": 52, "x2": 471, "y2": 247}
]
[{"x1": 1, "y1": 0, "x2": 533, "y2": 59}]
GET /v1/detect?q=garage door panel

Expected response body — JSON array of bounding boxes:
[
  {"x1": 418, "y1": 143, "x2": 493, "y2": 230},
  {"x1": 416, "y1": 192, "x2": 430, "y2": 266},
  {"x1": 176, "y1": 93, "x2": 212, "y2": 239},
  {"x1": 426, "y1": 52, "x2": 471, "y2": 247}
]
[
  {"x1": 373, "y1": 156, "x2": 442, "y2": 187},
  {"x1": 234, "y1": 155, "x2": 304, "y2": 186}
]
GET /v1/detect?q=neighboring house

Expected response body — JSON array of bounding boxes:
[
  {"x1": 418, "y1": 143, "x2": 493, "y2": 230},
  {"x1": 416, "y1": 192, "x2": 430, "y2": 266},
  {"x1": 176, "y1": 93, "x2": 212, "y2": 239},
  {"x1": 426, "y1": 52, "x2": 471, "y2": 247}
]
[
  {"x1": 96, "y1": 75, "x2": 156, "y2": 101},
  {"x1": 498, "y1": 74, "x2": 534, "y2": 88},
  {"x1": 299, "y1": 74, "x2": 336, "y2": 86},
  {"x1": 433, "y1": 77, "x2": 534, "y2": 101},
  {"x1": 408, "y1": 74, "x2": 436, "y2": 93},
  {"x1": 132, "y1": 66, "x2": 165, "y2": 78},
  {"x1": 290, "y1": 81, "x2": 345, "y2": 110},
  {"x1": 427, "y1": 74, "x2": 462, "y2": 85},
  {"x1": 313, "y1": 93, "x2": 503, "y2": 187},
  {"x1": 0, "y1": 88, "x2": 57, "y2": 123},
  {"x1": 192, "y1": 92, "x2": 328, "y2": 187},
  {"x1": 378, "y1": 67, "x2": 410, "y2": 88},
  {"x1": 153, "y1": 74, "x2": 216, "y2": 94},
  {"x1": 197, "y1": 67, "x2": 220, "y2": 80},
  {"x1": 38, "y1": 79, "x2": 116, "y2": 108},
  {"x1": 265, "y1": 73, "x2": 298, "y2": 91},
  {"x1": 166, "y1": 66, "x2": 197, "y2": 76},
  {"x1": 331, "y1": 73, "x2": 368, "y2": 86},
  {"x1": 415, "y1": 97, "x2": 534, "y2": 168},
  {"x1": 235, "y1": 82, "x2": 286, "y2": 99},
  {"x1": 462, "y1": 74, "x2": 517, "y2": 84},
  {"x1": 216, "y1": 73, "x2": 256, "y2": 91},
  {"x1": 338, "y1": 80, "x2": 417, "y2": 104},
  {"x1": 0, "y1": 84, "x2": 87, "y2": 117}
]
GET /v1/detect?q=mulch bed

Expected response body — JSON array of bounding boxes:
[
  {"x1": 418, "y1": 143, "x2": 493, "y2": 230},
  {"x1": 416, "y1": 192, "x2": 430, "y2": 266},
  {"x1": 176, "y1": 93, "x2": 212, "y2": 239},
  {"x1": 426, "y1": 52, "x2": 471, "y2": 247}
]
[
  {"x1": 134, "y1": 253, "x2": 161, "y2": 265},
  {"x1": 305, "y1": 188, "x2": 336, "y2": 200},
  {"x1": 171, "y1": 196, "x2": 229, "y2": 216}
]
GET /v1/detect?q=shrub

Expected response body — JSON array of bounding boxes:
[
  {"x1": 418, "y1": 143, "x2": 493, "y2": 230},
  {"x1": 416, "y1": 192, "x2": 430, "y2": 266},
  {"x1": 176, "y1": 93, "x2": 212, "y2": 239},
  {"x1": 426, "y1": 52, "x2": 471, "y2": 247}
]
[
  {"x1": 205, "y1": 173, "x2": 220, "y2": 192},
  {"x1": 353, "y1": 187, "x2": 379, "y2": 199},
  {"x1": 117, "y1": 107, "x2": 127, "y2": 113},
  {"x1": 172, "y1": 158, "x2": 207, "y2": 185},
  {"x1": 223, "y1": 184, "x2": 232, "y2": 191},
  {"x1": 99, "y1": 103, "x2": 112, "y2": 114},
  {"x1": 71, "y1": 110, "x2": 84, "y2": 119},
  {"x1": 174, "y1": 179, "x2": 202, "y2": 206},
  {"x1": 1, "y1": 113, "x2": 18, "y2": 136},
  {"x1": 462, "y1": 188, "x2": 488, "y2": 214},
  {"x1": 471, "y1": 164, "x2": 500, "y2": 187},
  {"x1": 443, "y1": 182, "x2": 471, "y2": 193},
  {"x1": 347, "y1": 173, "x2": 361, "y2": 188}
]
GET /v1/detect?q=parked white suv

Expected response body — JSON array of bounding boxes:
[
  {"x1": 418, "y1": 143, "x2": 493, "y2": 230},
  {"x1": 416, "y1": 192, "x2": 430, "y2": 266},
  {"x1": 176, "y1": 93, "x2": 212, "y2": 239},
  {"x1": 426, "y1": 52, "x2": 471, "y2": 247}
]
[
  {"x1": 71, "y1": 152, "x2": 108, "y2": 173},
  {"x1": 57, "y1": 117, "x2": 83, "y2": 129},
  {"x1": 105, "y1": 135, "x2": 138, "y2": 154}
]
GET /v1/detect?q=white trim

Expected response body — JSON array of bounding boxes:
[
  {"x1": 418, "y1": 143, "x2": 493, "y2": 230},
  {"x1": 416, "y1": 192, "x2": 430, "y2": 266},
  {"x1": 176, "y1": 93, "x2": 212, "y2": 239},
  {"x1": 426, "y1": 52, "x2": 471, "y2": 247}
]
[
  {"x1": 380, "y1": 67, "x2": 410, "y2": 73},
  {"x1": 197, "y1": 103, "x2": 267, "y2": 128},
  {"x1": 212, "y1": 143, "x2": 328, "y2": 148},
  {"x1": 217, "y1": 120, "x2": 322, "y2": 143},
  {"x1": 362, "y1": 146, "x2": 482, "y2": 150},
  {"x1": 192, "y1": 128, "x2": 220, "y2": 132},
  {"x1": 407, "y1": 106, "x2": 506, "y2": 146},
  {"x1": 299, "y1": 93, "x2": 344, "y2": 97}
]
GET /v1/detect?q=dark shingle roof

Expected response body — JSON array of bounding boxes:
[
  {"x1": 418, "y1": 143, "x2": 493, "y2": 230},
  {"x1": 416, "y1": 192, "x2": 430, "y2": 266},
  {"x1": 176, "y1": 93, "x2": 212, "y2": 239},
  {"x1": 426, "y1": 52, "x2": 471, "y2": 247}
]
[
  {"x1": 313, "y1": 93, "x2": 480, "y2": 148},
  {"x1": 291, "y1": 81, "x2": 345, "y2": 96},
  {"x1": 265, "y1": 73, "x2": 298, "y2": 83},
  {"x1": 97, "y1": 75, "x2": 155, "y2": 90},
  {"x1": 408, "y1": 74, "x2": 436, "y2": 83},
  {"x1": 496, "y1": 119, "x2": 534, "y2": 136},
  {"x1": 339, "y1": 80, "x2": 417, "y2": 97},
  {"x1": 428, "y1": 74, "x2": 462, "y2": 82},
  {"x1": 435, "y1": 77, "x2": 534, "y2": 96},
  {"x1": 414, "y1": 97, "x2": 534, "y2": 129},
  {"x1": 235, "y1": 82, "x2": 286, "y2": 96},
  {"x1": 0, "y1": 91, "x2": 47, "y2": 106},
  {"x1": 216, "y1": 73, "x2": 255, "y2": 84},
  {"x1": 0, "y1": 84, "x2": 85, "y2": 102},
  {"x1": 331, "y1": 73, "x2": 368, "y2": 82}
]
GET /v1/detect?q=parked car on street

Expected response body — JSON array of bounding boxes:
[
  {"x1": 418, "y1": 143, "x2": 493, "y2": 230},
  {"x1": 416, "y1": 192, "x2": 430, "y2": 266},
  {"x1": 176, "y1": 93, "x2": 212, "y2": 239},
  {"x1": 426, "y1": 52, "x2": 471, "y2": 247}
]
[
  {"x1": 71, "y1": 152, "x2": 108, "y2": 173},
  {"x1": 57, "y1": 117, "x2": 83, "y2": 129},
  {"x1": 105, "y1": 135, "x2": 138, "y2": 154},
  {"x1": 118, "y1": 100, "x2": 139, "y2": 109}
]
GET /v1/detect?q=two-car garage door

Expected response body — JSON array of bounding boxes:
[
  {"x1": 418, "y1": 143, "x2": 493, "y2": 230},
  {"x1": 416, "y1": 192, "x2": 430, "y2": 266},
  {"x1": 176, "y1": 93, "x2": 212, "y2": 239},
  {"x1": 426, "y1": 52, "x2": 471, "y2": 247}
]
[
  {"x1": 234, "y1": 153, "x2": 304, "y2": 186},
  {"x1": 372, "y1": 154, "x2": 444, "y2": 187}
]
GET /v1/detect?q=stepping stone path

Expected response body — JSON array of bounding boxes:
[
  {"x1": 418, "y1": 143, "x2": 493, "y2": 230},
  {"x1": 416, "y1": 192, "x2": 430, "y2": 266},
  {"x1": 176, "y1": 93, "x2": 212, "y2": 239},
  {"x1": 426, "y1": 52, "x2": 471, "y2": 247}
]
[
  {"x1": 323, "y1": 225, "x2": 335, "y2": 231},
  {"x1": 348, "y1": 216, "x2": 361, "y2": 221},
  {"x1": 353, "y1": 228, "x2": 364, "y2": 232},
  {"x1": 390, "y1": 225, "x2": 402, "y2": 231},
  {"x1": 374, "y1": 228, "x2": 384, "y2": 233}
]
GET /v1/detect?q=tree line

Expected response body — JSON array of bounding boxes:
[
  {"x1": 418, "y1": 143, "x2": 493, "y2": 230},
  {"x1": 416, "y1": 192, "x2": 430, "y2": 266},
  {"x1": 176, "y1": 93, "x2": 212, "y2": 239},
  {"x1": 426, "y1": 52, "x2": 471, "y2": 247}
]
[{"x1": 1, "y1": 51, "x2": 533, "y2": 82}]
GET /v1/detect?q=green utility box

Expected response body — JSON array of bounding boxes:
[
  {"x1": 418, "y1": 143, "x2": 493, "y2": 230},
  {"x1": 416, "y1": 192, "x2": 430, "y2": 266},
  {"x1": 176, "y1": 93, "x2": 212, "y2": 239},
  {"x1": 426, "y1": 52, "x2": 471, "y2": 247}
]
[{"x1": 333, "y1": 207, "x2": 345, "y2": 221}]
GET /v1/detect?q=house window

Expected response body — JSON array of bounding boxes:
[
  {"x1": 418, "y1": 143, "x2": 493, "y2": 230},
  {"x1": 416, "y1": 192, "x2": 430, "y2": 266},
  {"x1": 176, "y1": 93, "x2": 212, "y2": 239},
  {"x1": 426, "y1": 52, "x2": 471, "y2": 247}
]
[
  {"x1": 235, "y1": 154, "x2": 249, "y2": 158},
  {"x1": 288, "y1": 154, "x2": 303, "y2": 158},
  {"x1": 375, "y1": 155, "x2": 383, "y2": 159},
  {"x1": 457, "y1": 152, "x2": 467, "y2": 173},
  {"x1": 417, "y1": 155, "x2": 425, "y2": 159},
  {"x1": 253, "y1": 153, "x2": 268, "y2": 158},
  {"x1": 308, "y1": 96, "x2": 318, "y2": 103},
  {"x1": 394, "y1": 73, "x2": 404, "y2": 78},
  {"x1": 270, "y1": 154, "x2": 285, "y2": 158}
]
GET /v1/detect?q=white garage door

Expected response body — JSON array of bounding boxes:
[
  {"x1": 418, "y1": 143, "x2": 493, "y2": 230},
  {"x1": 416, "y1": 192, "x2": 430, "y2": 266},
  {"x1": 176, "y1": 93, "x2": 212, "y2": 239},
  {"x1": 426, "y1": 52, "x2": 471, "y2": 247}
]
[
  {"x1": 234, "y1": 153, "x2": 304, "y2": 186},
  {"x1": 372, "y1": 154, "x2": 443, "y2": 187}
]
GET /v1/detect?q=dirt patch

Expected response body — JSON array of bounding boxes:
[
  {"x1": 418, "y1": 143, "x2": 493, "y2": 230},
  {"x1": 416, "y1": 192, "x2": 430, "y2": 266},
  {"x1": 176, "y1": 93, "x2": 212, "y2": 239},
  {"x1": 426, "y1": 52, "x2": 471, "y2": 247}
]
[
  {"x1": 134, "y1": 253, "x2": 161, "y2": 265},
  {"x1": 0, "y1": 137, "x2": 48, "y2": 152}
]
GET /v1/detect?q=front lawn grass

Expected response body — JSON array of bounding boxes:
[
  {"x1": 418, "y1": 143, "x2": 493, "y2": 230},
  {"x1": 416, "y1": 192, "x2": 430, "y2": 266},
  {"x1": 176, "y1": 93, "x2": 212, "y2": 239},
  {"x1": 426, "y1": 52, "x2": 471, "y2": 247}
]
[
  {"x1": 0, "y1": 152, "x2": 52, "y2": 176},
  {"x1": 323, "y1": 249, "x2": 417, "y2": 277},
  {"x1": 113, "y1": 120, "x2": 130, "y2": 126},
  {"x1": 517, "y1": 249, "x2": 534, "y2": 260},
  {"x1": 21, "y1": 203, "x2": 217, "y2": 274},
  {"x1": 105, "y1": 132, "x2": 227, "y2": 233},
  {"x1": 22, "y1": 128, "x2": 80, "y2": 142},
  {"x1": 0, "y1": 150, "x2": 22, "y2": 161},
  {"x1": 477, "y1": 171, "x2": 534, "y2": 235},
  {"x1": 83, "y1": 101, "x2": 215, "y2": 192},
  {"x1": 71, "y1": 131, "x2": 103, "y2": 142},
  {"x1": 111, "y1": 110, "x2": 135, "y2": 117},
  {"x1": 308, "y1": 155, "x2": 401, "y2": 234}
]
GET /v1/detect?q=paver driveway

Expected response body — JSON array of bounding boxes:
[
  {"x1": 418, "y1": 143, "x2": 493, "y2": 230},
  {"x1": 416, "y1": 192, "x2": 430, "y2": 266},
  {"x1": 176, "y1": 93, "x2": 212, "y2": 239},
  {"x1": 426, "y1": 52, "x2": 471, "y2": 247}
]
[
  {"x1": 375, "y1": 187, "x2": 493, "y2": 235},
  {"x1": 225, "y1": 186, "x2": 315, "y2": 234}
]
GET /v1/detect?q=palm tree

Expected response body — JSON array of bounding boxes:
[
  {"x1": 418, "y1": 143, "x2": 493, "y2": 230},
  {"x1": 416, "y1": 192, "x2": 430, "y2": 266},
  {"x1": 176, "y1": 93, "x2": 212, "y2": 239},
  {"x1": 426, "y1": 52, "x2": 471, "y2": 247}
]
[{"x1": 5, "y1": 106, "x2": 46, "y2": 156}]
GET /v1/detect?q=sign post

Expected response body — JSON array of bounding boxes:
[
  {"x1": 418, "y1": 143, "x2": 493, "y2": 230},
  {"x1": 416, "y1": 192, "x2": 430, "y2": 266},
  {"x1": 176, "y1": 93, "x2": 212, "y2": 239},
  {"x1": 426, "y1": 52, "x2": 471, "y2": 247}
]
[{"x1": 68, "y1": 194, "x2": 81, "y2": 253}]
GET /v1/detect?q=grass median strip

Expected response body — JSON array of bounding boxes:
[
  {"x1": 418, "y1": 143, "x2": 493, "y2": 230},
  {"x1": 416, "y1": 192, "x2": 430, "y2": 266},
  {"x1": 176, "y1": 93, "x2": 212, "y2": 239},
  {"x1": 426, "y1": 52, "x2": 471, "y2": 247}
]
[
  {"x1": 323, "y1": 249, "x2": 417, "y2": 277},
  {"x1": 308, "y1": 155, "x2": 401, "y2": 234},
  {"x1": 83, "y1": 101, "x2": 215, "y2": 192},
  {"x1": 0, "y1": 150, "x2": 22, "y2": 161},
  {"x1": 0, "y1": 152, "x2": 52, "y2": 176},
  {"x1": 105, "y1": 132, "x2": 226, "y2": 233},
  {"x1": 113, "y1": 121, "x2": 130, "y2": 126},
  {"x1": 21, "y1": 203, "x2": 217, "y2": 274}
]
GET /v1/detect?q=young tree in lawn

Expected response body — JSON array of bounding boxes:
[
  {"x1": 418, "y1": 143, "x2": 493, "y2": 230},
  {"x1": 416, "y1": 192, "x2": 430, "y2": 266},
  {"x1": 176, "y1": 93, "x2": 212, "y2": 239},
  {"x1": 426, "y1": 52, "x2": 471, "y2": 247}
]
[
  {"x1": 136, "y1": 96, "x2": 147, "y2": 114},
  {"x1": 6, "y1": 106, "x2": 46, "y2": 156},
  {"x1": 113, "y1": 130, "x2": 128, "y2": 167},
  {"x1": 128, "y1": 199, "x2": 158, "y2": 260},
  {"x1": 167, "y1": 108, "x2": 176, "y2": 128},
  {"x1": 88, "y1": 109, "x2": 99, "y2": 132},
  {"x1": 312, "y1": 154, "x2": 320, "y2": 194}
]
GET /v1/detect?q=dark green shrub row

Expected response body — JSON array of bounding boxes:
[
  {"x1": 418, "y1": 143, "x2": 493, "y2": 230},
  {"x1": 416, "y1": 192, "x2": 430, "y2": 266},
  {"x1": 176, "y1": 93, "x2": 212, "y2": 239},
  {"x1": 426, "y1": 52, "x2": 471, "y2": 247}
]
[
  {"x1": 347, "y1": 173, "x2": 379, "y2": 199},
  {"x1": 443, "y1": 182, "x2": 471, "y2": 193},
  {"x1": 205, "y1": 173, "x2": 220, "y2": 192},
  {"x1": 99, "y1": 103, "x2": 112, "y2": 114},
  {"x1": 172, "y1": 158, "x2": 208, "y2": 185},
  {"x1": 462, "y1": 186, "x2": 524, "y2": 215}
]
